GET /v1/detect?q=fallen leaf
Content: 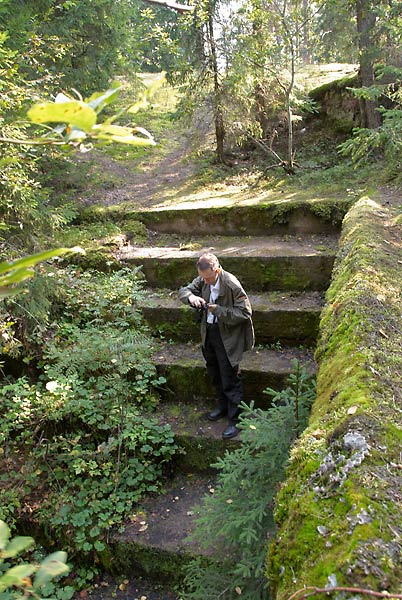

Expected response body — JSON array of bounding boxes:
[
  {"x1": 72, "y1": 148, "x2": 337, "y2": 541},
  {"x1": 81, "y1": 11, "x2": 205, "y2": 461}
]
[
  {"x1": 226, "y1": 499, "x2": 233, "y2": 504},
  {"x1": 138, "y1": 524, "x2": 148, "y2": 532},
  {"x1": 209, "y1": 488, "x2": 215, "y2": 494},
  {"x1": 235, "y1": 587, "x2": 242, "y2": 595},
  {"x1": 347, "y1": 406, "x2": 358, "y2": 415},
  {"x1": 311, "y1": 429, "x2": 325, "y2": 437}
]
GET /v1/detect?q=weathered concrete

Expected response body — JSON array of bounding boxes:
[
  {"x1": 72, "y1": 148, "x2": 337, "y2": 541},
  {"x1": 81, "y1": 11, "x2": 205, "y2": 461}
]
[
  {"x1": 156, "y1": 401, "x2": 242, "y2": 472},
  {"x1": 143, "y1": 289, "x2": 324, "y2": 345},
  {"x1": 152, "y1": 342, "x2": 315, "y2": 406},
  {"x1": 99, "y1": 473, "x2": 216, "y2": 584},
  {"x1": 131, "y1": 201, "x2": 349, "y2": 236},
  {"x1": 120, "y1": 234, "x2": 338, "y2": 291}
]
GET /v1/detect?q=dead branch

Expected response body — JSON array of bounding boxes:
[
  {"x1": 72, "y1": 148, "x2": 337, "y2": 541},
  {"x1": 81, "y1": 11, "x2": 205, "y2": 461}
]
[
  {"x1": 287, "y1": 586, "x2": 402, "y2": 600},
  {"x1": 142, "y1": 0, "x2": 195, "y2": 13}
]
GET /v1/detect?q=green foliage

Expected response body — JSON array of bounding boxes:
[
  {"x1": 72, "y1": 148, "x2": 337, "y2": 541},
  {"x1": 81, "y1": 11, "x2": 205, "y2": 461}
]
[
  {"x1": 0, "y1": 248, "x2": 82, "y2": 299},
  {"x1": 7, "y1": 84, "x2": 159, "y2": 149},
  {"x1": 0, "y1": 520, "x2": 70, "y2": 600},
  {"x1": 0, "y1": 267, "x2": 177, "y2": 569},
  {"x1": 182, "y1": 361, "x2": 316, "y2": 600},
  {"x1": 339, "y1": 81, "x2": 402, "y2": 182}
]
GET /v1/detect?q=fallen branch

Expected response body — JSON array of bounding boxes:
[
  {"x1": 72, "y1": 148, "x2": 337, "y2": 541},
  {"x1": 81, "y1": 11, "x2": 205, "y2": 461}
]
[{"x1": 287, "y1": 586, "x2": 402, "y2": 600}]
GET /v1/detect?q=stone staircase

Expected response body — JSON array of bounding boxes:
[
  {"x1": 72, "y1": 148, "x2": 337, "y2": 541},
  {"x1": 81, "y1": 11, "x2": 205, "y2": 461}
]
[{"x1": 100, "y1": 204, "x2": 341, "y2": 590}]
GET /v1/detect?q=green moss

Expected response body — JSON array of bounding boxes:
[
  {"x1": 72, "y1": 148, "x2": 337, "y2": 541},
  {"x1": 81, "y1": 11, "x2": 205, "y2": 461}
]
[
  {"x1": 309, "y1": 74, "x2": 358, "y2": 100},
  {"x1": 268, "y1": 197, "x2": 402, "y2": 598},
  {"x1": 61, "y1": 247, "x2": 123, "y2": 272}
]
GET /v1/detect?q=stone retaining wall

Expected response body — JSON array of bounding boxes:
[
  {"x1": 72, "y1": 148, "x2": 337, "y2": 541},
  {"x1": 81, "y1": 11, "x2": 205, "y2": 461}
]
[{"x1": 267, "y1": 197, "x2": 402, "y2": 597}]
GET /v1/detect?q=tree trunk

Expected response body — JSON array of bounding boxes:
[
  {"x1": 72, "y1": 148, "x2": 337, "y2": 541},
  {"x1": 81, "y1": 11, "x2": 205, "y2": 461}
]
[
  {"x1": 301, "y1": 0, "x2": 311, "y2": 64},
  {"x1": 206, "y1": 9, "x2": 225, "y2": 163},
  {"x1": 356, "y1": 0, "x2": 381, "y2": 128}
]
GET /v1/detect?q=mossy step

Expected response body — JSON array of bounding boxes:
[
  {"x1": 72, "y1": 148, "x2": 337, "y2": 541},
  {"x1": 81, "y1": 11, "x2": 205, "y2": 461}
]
[
  {"x1": 79, "y1": 198, "x2": 351, "y2": 235},
  {"x1": 99, "y1": 472, "x2": 218, "y2": 585},
  {"x1": 131, "y1": 201, "x2": 348, "y2": 235},
  {"x1": 144, "y1": 289, "x2": 324, "y2": 346},
  {"x1": 152, "y1": 342, "x2": 315, "y2": 406},
  {"x1": 157, "y1": 401, "x2": 242, "y2": 472},
  {"x1": 120, "y1": 233, "x2": 338, "y2": 291}
]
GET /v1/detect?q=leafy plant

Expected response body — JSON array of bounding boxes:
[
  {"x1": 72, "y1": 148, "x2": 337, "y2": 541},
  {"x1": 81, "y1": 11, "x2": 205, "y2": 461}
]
[
  {"x1": 182, "y1": 361, "x2": 316, "y2": 599},
  {"x1": 0, "y1": 249, "x2": 82, "y2": 299},
  {"x1": 0, "y1": 520, "x2": 70, "y2": 600},
  {"x1": 0, "y1": 265, "x2": 177, "y2": 571}
]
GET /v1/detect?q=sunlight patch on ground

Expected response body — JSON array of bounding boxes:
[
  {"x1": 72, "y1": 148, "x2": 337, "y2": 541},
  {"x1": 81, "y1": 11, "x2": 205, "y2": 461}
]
[{"x1": 142, "y1": 181, "x2": 343, "y2": 211}]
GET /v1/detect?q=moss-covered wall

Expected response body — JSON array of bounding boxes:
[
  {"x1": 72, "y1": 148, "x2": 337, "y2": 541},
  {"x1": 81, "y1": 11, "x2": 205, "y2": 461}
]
[
  {"x1": 267, "y1": 197, "x2": 402, "y2": 597},
  {"x1": 308, "y1": 75, "x2": 360, "y2": 133}
]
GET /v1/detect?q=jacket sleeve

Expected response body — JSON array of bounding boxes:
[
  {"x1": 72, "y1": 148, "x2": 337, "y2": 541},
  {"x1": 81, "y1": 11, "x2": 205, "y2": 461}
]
[
  {"x1": 214, "y1": 284, "x2": 252, "y2": 324},
  {"x1": 178, "y1": 276, "x2": 204, "y2": 305}
]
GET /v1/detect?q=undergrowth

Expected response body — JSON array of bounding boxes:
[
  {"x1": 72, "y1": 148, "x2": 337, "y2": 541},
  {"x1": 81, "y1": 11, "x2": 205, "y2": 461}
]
[
  {"x1": 182, "y1": 361, "x2": 316, "y2": 600},
  {"x1": 0, "y1": 266, "x2": 177, "y2": 584}
]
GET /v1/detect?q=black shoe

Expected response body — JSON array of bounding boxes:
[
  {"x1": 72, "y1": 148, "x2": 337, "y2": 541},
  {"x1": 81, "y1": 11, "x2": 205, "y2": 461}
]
[
  {"x1": 207, "y1": 408, "x2": 227, "y2": 422},
  {"x1": 222, "y1": 425, "x2": 240, "y2": 439}
]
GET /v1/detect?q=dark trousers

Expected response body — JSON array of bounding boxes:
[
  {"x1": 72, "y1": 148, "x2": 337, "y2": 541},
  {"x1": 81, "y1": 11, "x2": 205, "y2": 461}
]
[{"x1": 202, "y1": 323, "x2": 243, "y2": 425}]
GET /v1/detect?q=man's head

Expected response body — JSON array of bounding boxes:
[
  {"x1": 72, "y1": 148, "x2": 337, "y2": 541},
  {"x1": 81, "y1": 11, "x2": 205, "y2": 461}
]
[{"x1": 197, "y1": 253, "x2": 221, "y2": 285}]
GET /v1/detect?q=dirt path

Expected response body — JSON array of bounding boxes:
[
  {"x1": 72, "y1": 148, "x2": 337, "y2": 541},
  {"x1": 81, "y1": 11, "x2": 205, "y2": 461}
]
[{"x1": 77, "y1": 121, "x2": 207, "y2": 210}]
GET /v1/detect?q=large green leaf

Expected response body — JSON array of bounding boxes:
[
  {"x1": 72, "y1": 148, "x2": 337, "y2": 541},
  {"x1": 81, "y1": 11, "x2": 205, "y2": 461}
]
[
  {"x1": 33, "y1": 551, "x2": 69, "y2": 590},
  {"x1": 0, "y1": 521, "x2": 10, "y2": 551},
  {"x1": 86, "y1": 86, "x2": 121, "y2": 113},
  {"x1": 0, "y1": 247, "x2": 83, "y2": 299},
  {"x1": 2, "y1": 536, "x2": 34, "y2": 559},
  {"x1": 0, "y1": 268, "x2": 34, "y2": 286},
  {"x1": 0, "y1": 564, "x2": 36, "y2": 592},
  {"x1": 0, "y1": 247, "x2": 83, "y2": 276},
  {"x1": 27, "y1": 101, "x2": 96, "y2": 133},
  {"x1": 93, "y1": 124, "x2": 156, "y2": 146}
]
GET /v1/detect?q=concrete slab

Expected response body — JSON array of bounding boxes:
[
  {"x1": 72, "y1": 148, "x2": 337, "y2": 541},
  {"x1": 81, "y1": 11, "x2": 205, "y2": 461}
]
[
  {"x1": 143, "y1": 289, "x2": 324, "y2": 345},
  {"x1": 152, "y1": 341, "x2": 315, "y2": 406}
]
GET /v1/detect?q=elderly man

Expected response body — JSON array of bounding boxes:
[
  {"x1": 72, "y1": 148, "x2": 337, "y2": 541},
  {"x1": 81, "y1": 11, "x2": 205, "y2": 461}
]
[{"x1": 179, "y1": 253, "x2": 254, "y2": 439}]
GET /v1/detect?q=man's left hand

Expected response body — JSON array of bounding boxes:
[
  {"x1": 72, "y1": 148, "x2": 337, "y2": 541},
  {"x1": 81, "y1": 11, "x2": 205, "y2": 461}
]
[{"x1": 208, "y1": 304, "x2": 217, "y2": 313}]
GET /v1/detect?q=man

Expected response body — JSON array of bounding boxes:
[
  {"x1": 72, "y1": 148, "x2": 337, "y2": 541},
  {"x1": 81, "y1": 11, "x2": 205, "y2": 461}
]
[{"x1": 179, "y1": 253, "x2": 254, "y2": 439}]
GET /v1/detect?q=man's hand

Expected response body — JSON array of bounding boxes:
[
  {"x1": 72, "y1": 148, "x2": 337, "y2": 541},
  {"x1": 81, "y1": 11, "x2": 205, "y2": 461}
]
[
  {"x1": 188, "y1": 294, "x2": 206, "y2": 309},
  {"x1": 207, "y1": 304, "x2": 217, "y2": 313}
]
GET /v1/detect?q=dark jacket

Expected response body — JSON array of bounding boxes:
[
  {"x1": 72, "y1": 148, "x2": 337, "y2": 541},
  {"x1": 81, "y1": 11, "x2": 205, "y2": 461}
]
[{"x1": 178, "y1": 268, "x2": 255, "y2": 367}]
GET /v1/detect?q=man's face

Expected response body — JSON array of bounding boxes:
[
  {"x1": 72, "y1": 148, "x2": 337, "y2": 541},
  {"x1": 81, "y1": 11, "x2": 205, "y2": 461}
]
[{"x1": 198, "y1": 267, "x2": 220, "y2": 285}]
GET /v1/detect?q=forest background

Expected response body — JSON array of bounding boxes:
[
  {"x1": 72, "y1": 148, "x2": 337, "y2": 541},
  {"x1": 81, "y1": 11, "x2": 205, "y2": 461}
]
[{"x1": 0, "y1": 0, "x2": 401, "y2": 597}]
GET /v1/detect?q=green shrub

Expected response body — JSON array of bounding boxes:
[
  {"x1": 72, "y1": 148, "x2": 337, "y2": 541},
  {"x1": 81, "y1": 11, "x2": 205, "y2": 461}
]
[{"x1": 0, "y1": 266, "x2": 178, "y2": 568}]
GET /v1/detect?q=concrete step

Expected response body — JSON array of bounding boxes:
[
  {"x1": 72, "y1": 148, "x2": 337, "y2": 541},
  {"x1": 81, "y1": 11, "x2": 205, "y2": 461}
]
[
  {"x1": 101, "y1": 471, "x2": 276, "y2": 585},
  {"x1": 156, "y1": 401, "x2": 242, "y2": 472},
  {"x1": 96, "y1": 199, "x2": 349, "y2": 236},
  {"x1": 119, "y1": 233, "x2": 339, "y2": 291},
  {"x1": 99, "y1": 473, "x2": 217, "y2": 584},
  {"x1": 144, "y1": 289, "x2": 324, "y2": 346},
  {"x1": 152, "y1": 341, "x2": 315, "y2": 406}
]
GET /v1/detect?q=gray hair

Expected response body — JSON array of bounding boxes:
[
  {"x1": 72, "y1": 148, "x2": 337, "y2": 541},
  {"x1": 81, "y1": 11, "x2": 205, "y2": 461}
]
[{"x1": 196, "y1": 253, "x2": 220, "y2": 271}]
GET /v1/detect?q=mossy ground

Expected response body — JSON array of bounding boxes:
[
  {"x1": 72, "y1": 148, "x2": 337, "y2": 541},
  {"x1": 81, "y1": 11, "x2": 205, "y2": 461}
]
[{"x1": 268, "y1": 197, "x2": 402, "y2": 597}]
